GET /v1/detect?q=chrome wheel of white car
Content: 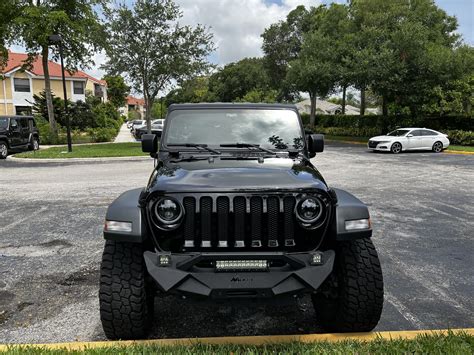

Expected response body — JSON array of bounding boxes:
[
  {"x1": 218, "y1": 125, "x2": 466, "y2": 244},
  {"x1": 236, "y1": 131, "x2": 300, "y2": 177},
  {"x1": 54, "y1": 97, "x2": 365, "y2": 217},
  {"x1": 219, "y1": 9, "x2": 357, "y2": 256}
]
[
  {"x1": 0, "y1": 143, "x2": 8, "y2": 159},
  {"x1": 432, "y1": 141, "x2": 443, "y2": 153},
  {"x1": 390, "y1": 142, "x2": 402, "y2": 154}
]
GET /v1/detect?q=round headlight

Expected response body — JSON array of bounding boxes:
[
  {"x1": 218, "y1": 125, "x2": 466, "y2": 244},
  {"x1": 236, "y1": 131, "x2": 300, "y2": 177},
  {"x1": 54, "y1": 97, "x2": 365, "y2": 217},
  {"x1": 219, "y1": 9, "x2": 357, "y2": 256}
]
[
  {"x1": 155, "y1": 198, "x2": 183, "y2": 225},
  {"x1": 296, "y1": 197, "x2": 323, "y2": 224}
]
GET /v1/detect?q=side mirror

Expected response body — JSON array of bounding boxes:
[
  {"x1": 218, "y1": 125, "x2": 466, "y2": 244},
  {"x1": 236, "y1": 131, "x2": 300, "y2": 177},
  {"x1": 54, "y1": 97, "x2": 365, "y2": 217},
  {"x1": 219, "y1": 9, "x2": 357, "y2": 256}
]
[
  {"x1": 406, "y1": 134, "x2": 413, "y2": 138},
  {"x1": 307, "y1": 134, "x2": 324, "y2": 156},
  {"x1": 141, "y1": 134, "x2": 158, "y2": 154}
]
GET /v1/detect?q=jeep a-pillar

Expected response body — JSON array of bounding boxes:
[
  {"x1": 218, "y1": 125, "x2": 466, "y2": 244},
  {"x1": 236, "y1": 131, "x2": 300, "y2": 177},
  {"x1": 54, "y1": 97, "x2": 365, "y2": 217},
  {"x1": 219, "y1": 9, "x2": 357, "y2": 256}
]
[{"x1": 99, "y1": 103, "x2": 383, "y2": 339}]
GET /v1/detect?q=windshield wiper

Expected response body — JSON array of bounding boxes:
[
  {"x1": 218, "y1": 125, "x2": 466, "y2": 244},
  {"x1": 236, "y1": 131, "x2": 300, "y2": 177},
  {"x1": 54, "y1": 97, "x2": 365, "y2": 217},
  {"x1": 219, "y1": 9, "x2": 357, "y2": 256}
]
[
  {"x1": 167, "y1": 143, "x2": 221, "y2": 155},
  {"x1": 220, "y1": 143, "x2": 276, "y2": 155}
]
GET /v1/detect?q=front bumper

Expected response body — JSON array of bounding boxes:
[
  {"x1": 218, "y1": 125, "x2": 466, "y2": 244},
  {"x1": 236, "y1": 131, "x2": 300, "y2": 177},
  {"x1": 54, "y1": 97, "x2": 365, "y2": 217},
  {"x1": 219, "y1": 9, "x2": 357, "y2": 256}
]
[{"x1": 144, "y1": 250, "x2": 335, "y2": 299}]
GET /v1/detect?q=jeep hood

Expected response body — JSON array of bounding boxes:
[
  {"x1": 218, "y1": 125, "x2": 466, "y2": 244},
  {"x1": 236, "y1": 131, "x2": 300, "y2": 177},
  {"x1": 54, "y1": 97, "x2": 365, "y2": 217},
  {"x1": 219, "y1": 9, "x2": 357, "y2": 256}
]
[{"x1": 147, "y1": 157, "x2": 328, "y2": 193}]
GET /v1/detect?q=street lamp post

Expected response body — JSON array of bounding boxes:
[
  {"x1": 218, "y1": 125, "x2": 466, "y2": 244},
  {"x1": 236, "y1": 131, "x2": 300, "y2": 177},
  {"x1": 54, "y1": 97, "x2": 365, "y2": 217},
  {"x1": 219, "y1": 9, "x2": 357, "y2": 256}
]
[{"x1": 49, "y1": 34, "x2": 72, "y2": 152}]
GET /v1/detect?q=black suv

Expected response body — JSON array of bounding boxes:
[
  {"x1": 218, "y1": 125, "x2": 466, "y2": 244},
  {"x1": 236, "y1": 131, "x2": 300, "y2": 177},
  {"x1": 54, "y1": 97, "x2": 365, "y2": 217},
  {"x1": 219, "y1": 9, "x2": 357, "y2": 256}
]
[
  {"x1": 100, "y1": 103, "x2": 384, "y2": 339},
  {"x1": 0, "y1": 115, "x2": 40, "y2": 159}
]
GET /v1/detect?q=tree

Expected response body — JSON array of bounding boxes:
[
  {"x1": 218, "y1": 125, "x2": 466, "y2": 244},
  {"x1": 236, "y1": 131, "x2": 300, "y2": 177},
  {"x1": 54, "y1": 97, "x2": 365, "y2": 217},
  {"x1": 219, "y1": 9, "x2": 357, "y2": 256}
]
[
  {"x1": 104, "y1": 0, "x2": 214, "y2": 132},
  {"x1": 0, "y1": 0, "x2": 19, "y2": 70},
  {"x1": 261, "y1": 5, "x2": 312, "y2": 101},
  {"x1": 103, "y1": 75, "x2": 130, "y2": 108},
  {"x1": 7, "y1": 0, "x2": 105, "y2": 137},
  {"x1": 208, "y1": 58, "x2": 271, "y2": 102},
  {"x1": 166, "y1": 76, "x2": 213, "y2": 104}
]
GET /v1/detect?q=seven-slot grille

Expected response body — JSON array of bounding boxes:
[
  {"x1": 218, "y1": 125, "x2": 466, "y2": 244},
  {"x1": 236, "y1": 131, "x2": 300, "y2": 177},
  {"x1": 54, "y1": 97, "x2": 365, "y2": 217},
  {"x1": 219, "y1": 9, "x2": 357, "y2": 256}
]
[{"x1": 175, "y1": 194, "x2": 309, "y2": 250}]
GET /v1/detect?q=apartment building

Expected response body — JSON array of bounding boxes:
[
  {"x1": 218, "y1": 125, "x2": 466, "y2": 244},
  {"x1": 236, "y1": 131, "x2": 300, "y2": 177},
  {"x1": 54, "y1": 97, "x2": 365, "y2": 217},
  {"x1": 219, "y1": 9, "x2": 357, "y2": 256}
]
[{"x1": 0, "y1": 50, "x2": 107, "y2": 116}]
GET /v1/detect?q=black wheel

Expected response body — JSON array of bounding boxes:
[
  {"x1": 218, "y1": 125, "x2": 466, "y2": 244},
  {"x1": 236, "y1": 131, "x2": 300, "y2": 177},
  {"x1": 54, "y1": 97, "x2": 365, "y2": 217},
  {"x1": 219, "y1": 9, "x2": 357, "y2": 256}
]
[
  {"x1": 0, "y1": 142, "x2": 8, "y2": 159},
  {"x1": 312, "y1": 238, "x2": 384, "y2": 332},
  {"x1": 99, "y1": 240, "x2": 155, "y2": 340},
  {"x1": 28, "y1": 137, "x2": 39, "y2": 151},
  {"x1": 432, "y1": 141, "x2": 443, "y2": 153},
  {"x1": 390, "y1": 142, "x2": 402, "y2": 154}
]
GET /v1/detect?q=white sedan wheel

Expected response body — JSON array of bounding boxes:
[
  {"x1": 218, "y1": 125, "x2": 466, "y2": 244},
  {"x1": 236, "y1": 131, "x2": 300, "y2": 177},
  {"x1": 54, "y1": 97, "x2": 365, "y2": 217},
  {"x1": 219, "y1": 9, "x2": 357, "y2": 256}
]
[
  {"x1": 391, "y1": 142, "x2": 402, "y2": 154},
  {"x1": 432, "y1": 141, "x2": 443, "y2": 153}
]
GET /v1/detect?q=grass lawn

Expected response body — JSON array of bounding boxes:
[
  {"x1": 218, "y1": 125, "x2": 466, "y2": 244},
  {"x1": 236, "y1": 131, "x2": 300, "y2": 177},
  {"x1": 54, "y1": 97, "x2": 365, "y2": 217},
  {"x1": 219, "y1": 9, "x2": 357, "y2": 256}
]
[
  {"x1": 2, "y1": 332, "x2": 473, "y2": 354},
  {"x1": 325, "y1": 135, "x2": 473, "y2": 152},
  {"x1": 14, "y1": 143, "x2": 148, "y2": 159}
]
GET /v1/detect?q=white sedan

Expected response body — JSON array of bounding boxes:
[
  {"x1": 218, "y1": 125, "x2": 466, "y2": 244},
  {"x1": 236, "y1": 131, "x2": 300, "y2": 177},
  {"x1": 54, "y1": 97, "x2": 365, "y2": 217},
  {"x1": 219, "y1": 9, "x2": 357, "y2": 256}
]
[{"x1": 368, "y1": 128, "x2": 450, "y2": 154}]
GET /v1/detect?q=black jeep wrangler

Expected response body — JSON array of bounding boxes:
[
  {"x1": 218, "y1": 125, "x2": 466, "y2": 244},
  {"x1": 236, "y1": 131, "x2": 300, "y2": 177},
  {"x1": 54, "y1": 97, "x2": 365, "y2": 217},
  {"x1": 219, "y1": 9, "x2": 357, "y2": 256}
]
[
  {"x1": 0, "y1": 115, "x2": 40, "y2": 159},
  {"x1": 99, "y1": 103, "x2": 383, "y2": 339}
]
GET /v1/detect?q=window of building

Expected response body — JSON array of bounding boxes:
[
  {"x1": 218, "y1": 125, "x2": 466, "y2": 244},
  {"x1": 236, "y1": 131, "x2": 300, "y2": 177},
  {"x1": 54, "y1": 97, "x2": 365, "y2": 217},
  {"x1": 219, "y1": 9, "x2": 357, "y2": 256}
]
[
  {"x1": 94, "y1": 83, "x2": 103, "y2": 97},
  {"x1": 14, "y1": 78, "x2": 31, "y2": 92},
  {"x1": 15, "y1": 106, "x2": 32, "y2": 116},
  {"x1": 73, "y1": 81, "x2": 85, "y2": 95}
]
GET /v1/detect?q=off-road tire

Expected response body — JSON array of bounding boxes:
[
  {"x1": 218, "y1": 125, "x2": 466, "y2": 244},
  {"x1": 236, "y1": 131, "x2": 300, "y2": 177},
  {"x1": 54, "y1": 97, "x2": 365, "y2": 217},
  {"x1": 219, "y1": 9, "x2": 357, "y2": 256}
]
[
  {"x1": 312, "y1": 238, "x2": 384, "y2": 332},
  {"x1": 99, "y1": 240, "x2": 154, "y2": 340},
  {"x1": 28, "y1": 137, "x2": 39, "y2": 151},
  {"x1": 0, "y1": 142, "x2": 7, "y2": 159}
]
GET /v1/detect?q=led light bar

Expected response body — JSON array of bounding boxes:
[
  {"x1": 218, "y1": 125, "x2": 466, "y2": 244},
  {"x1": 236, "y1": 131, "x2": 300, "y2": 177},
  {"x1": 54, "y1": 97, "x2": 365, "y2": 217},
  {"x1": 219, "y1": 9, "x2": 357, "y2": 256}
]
[
  {"x1": 105, "y1": 220, "x2": 132, "y2": 233},
  {"x1": 215, "y1": 260, "x2": 268, "y2": 271},
  {"x1": 345, "y1": 218, "x2": 370, "y2": 231}
]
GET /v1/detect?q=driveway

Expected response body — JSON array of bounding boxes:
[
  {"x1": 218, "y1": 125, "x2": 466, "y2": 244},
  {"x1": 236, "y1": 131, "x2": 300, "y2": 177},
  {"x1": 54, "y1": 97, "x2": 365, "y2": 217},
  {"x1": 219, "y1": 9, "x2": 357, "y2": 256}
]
[{"x1": 0, "y1": 142, "x2": 473, "y2": 343}]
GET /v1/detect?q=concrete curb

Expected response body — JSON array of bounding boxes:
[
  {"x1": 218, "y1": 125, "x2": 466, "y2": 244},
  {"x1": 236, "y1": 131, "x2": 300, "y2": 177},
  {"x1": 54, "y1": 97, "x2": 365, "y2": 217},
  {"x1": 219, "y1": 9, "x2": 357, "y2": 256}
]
[
  {"x1": 0, "y1": 328, "x2": 472, "y2": 351},
  {"x1": 7, "y1": 155, "x2": 151, "y2": 163}
]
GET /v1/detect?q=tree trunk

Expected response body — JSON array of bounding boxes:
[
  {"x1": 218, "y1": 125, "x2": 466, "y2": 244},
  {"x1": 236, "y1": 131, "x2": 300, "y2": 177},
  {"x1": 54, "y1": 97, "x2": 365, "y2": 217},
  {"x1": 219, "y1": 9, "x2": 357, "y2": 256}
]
[
  {"x1": 382, "y1": 95, "x2": 388, "y2": 116},
  {"x1": 309, "y1": 93, "x2": 317, "y2": 126},
  {"x1": 41, "y1": 45, "x2": 57, "y2": 137},
  {"x1": 360, "y1": 86, "x2": 366, "y2": 116},
  {"x1": 342, "y1": 85, "x2": 347, "y2": 115}
]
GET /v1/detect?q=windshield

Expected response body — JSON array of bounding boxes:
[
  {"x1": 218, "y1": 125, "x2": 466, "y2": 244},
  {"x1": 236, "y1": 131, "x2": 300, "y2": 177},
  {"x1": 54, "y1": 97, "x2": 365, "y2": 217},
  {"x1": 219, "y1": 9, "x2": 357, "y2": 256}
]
[
  {"x1": 164, "y1": 109, "x2": 304, "y2": 150},
  {"x1": 387, "y1": 129, "x2": 410, "y2": 137},
  {"x1": 0, "y1": 117, "x2": 8, "y2": 129}
]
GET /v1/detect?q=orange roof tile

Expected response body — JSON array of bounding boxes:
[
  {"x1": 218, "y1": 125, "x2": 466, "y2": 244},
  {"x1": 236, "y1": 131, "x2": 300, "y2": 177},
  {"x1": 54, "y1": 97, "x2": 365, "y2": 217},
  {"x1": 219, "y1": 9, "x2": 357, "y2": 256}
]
[
  {"x1": 126, "y1": 95, "x2": 145, "y2": 106},
  {"x1": 2, "y1": 51, "x2": 105, "y2": 85}
]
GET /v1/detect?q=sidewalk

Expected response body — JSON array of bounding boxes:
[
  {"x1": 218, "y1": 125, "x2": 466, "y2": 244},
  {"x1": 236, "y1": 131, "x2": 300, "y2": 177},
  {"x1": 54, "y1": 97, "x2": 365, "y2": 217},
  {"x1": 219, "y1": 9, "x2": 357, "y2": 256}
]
[{"x1": 114, "y1": 123, "x2": 137, "y2": 143}]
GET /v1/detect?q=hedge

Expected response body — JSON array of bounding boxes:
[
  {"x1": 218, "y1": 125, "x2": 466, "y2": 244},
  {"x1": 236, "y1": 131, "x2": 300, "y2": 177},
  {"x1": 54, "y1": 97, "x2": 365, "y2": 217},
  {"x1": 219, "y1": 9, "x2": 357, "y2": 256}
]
[
  {"x1": 311, "y1": 126, "x2": 474, "y2": 146},
  {"x1": 300, "y1": 113, "x2": 473, "y2": 132}
]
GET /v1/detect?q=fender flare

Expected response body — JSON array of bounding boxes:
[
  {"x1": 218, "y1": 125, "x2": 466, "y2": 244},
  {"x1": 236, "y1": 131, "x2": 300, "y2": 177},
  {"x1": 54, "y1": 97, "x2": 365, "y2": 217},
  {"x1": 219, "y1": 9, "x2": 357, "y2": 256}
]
[
  {"x1": 103, "y1": 188, "x2": 148, "y2": 243},
  {"x1": 331, "y1": 188, "x2": 372, "y2": 241}
]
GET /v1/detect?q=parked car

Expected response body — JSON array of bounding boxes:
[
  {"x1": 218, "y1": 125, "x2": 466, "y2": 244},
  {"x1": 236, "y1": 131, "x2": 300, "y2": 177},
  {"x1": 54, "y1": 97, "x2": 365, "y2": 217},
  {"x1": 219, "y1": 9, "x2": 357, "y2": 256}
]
[
  {"x1": 0, "y1": 115, "x2": 40, "y2": 159},
  {"x1": 135, "y1": 119, "x2": 164, "y2": 139},
  {"x1": 99, "y1": 103, "x2": 383, "y2": 340},
  {"x1": 368, "y1": 128, "x2": 450, "y2": 154},
  {"x1": 130, "y1": 119, "x2": 145, "y2": 133}
]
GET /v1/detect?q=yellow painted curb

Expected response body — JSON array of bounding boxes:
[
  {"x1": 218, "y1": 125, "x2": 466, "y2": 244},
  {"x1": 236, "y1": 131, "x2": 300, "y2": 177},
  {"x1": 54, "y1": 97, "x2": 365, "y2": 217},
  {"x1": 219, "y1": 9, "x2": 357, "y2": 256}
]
[
  {"x1": 1, "y1": 328, "x2": 473, "y2": 351},
  {"x1": 444, "y1": 150, "x2": 474, "y2": 155}
]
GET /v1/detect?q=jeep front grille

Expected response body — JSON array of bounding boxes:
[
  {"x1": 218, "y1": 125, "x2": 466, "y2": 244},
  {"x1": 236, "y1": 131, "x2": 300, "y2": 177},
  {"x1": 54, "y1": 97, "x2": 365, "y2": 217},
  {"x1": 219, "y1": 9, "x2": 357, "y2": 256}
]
[{"x1": 147, "y1": 193, "x2": 330, "y2": 252}]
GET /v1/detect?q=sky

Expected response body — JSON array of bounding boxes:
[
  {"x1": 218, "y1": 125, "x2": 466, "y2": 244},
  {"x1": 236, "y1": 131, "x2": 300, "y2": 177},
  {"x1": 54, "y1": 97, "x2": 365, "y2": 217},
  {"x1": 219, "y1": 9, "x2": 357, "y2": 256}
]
[{"x1": 11, "y1": 0, "x2": 473, "y2": 82}]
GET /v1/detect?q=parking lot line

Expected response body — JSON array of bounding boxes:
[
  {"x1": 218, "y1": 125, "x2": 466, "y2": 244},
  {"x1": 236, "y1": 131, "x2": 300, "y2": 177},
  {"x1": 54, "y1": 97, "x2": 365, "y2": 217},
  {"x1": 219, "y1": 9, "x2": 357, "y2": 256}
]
[{"x1": 1, "y1": 328, "x2": 473, "y2": 351}]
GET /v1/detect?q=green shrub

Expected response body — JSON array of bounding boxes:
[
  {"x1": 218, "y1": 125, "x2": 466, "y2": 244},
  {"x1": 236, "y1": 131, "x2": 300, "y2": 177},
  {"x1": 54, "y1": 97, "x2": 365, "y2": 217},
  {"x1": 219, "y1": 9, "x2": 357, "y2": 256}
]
[
  {"x1": 312, "y1": 126, "x2": 380, "y2": 138},
  {"x1": 88, "y1": 127, "x2": 117, "y2": 142},
  {"x1": 445, "y1": 130, "x2": 474, "y2": 145},
  {"x1": 300, "y1": 113, "x2": 473, "y2": 132}
]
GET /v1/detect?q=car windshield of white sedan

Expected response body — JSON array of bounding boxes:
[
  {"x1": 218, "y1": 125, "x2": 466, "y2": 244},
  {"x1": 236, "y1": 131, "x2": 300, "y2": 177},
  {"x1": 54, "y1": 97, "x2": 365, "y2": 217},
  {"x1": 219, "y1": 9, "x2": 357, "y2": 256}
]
[
  {"x1": 165, "y1": 109, "x2": 304, "y2": 150},
  {"x1": 0, "y1": 118, "x2": 8, "y2": 129},
  {"x1": 387, "y1": 129, "x2": 410, "y2": 136}
]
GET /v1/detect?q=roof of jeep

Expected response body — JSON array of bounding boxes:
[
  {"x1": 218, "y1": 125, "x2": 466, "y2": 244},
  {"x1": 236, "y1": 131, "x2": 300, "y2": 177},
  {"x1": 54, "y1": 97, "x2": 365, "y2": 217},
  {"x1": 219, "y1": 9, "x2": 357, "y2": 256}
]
[{"x1": 168, "y1": 103, "x2": 297, "y2": 111}]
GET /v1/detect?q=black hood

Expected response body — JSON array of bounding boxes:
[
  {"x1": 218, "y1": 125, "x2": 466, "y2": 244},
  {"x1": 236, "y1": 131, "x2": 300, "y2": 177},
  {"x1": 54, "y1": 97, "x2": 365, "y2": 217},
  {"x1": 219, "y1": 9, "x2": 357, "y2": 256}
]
[{"x1": 147, "y1": 156, "x2": 327, "y2": 193}]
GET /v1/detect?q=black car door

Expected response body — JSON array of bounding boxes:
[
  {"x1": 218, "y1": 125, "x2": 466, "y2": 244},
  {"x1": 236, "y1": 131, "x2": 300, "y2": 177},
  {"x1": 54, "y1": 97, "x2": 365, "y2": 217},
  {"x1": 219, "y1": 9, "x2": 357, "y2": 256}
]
[
  {"x1": 9, "y1": 118, "x2": 22, "y2": 147},
  {"x1": 19, "y1": 117, "x2": 30, "y2": 145}
]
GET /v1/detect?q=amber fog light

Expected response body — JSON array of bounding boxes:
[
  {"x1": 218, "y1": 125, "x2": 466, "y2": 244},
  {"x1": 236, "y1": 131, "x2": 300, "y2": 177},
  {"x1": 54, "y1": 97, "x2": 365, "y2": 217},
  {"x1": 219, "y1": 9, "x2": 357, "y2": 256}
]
[
  {"x1": 345, "y1": 218, "x2": 371, "y2": 231},
  {"x1": 104, "y1": 220, "x2": 132, "y2": 233}
]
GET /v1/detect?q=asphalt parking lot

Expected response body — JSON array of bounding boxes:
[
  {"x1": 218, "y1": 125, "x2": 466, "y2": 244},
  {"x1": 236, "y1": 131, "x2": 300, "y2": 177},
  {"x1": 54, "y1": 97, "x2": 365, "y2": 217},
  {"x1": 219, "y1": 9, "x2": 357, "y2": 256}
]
[{"x1": 0, "y1": 142, "x2": 473, "y2": 343}]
